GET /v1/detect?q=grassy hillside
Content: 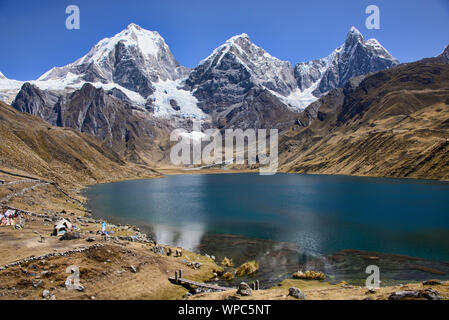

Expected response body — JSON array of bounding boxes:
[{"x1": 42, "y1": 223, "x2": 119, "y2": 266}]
[
  {"x1": 0, "y1": 101, "x2": 159, "y2": 187},
  {"x1": 279, "y1": 62, "x2": 449, "y2": 180}
]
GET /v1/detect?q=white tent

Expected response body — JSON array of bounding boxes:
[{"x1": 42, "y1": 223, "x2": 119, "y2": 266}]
[{"x1": 52, "y1": 218, "x2": 73, "y2": 236}]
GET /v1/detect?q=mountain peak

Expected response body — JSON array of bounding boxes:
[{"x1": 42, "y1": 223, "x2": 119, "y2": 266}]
[
  {"x1": 76, "y1": 24, "x2": 164, "y2": 66},
  {"x1": 126, "y1": 22, "x2": 142, "y2": 31},
  {"x1": 198, "y1": 33, "x2": 254, "y2": 65},
  {"x1": 294, "y1": 26, "x2": 398, "y2": 102},
  {"x1": 121, "y1": 23, "x2": 161, "y2": 39},
  {"x1": 37, "y1": 23, "x2": 188, "y2": 98},
  {"x1": 0, "y1": 71, "x2": 5, "y2": 80},
  {"x1": 349, "y1": 26, "x2": 362, "y2": 34},
  {"x1": 440, "y1": 44, "x2": 449, "y2": 60},
  {"x1": 227, "y1": 33, "x2": 250, "y2": 43},
  {"x1": 346, "y1": 26, "x2": 364, "y2": 44}
]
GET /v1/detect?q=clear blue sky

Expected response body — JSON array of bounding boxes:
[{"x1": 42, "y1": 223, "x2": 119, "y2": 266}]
[{"x1": 0, "y1": 0, "x2": 448, "y2": 80}]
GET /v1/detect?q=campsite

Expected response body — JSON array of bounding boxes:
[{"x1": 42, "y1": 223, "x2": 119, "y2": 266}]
[{"x1": 0, "y1": 169, "x2": 224, "y2": 300}]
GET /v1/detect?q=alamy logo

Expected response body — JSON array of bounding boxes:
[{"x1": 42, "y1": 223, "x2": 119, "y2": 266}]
[
  {"x1": 65, "y1": 265, "x2": 83, "y2": 290},
  {"x1": 365, "y1": 5, "x2": 380, "y2": 30},
  {"x1": 170, "y1": 121, "x2": 278, "y2": 175},
  {"x1": 365, "y1": 265, "x2": 381, "y2": 288},
  {"x1": 65, "y1": 5, "x2": 80, "y2": 30}
]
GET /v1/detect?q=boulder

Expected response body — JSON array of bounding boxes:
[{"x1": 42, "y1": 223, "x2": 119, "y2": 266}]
[
  {"x1": 153, "y1": 246, "x2": 165, "y2": 255},
  {"x1": 288, "y1": 287, "x2": 306, "y2": 299},
  {"x1": 237, "y1": 282, "x2": 252, "y2": 296},
  {"x1": 388, "y1": 290, "x2": 421, "y2": 300},
  {"x1": 33, "y1": 279, "x2": 43, "y2": 288},
  {"x1": 42, "y1": 289, "x2": 50, "y2": 298},
  {"x1": 59, "y1": 232, "x2": 80, "y2": 241},
  {"x1": 421, "y1": 288, "x2": 443, "y2": 300},
  {"x1": 388, "y1": 288, "x2": 442, "y2": 300}
]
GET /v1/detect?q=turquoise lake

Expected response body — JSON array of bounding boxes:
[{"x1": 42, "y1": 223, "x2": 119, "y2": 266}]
[{"x1": 84, "y1": 173, "x2": 449, "y2": 285}]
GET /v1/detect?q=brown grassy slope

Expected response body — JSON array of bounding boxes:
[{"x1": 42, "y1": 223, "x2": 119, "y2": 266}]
[
  {"x1": 0, "y1": 101, "x2": 159, "y2": 187},
  {"x1": 279, "y1": 62, "x2": 449, "y2": 180}
]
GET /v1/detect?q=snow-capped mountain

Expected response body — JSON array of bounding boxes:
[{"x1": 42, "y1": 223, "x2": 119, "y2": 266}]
[
  {"x1": 294, "y1": 27, "x2": 399, "y2": 98},
  {"x1": 0, "y1": 71, "x2": 23, "y2": 104},
  {"x1": 183, "y1": 33, "x2": 305, "y2": 112},
  {"x1": 2, "y1": 24, "x2": 407, "y2": 165},
  {"x1": 3, "y1": 24, "x2": 206, "y2": 119},
  {"x1": 39, "y1": 23, "x2": 188, "y2": 98},
  {"x1": 5, "y1": 24, "x2": 400, "y2": 129},
  {"x1": 184, "y1": 27, "x2": 399, "y2": 116}
]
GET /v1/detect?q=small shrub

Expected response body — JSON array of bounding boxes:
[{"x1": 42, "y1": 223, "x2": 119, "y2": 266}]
[
  {"x1": 222, "y1": 272, "x2": 234, "y2": 281},
  {"x1": 292, "y1": 270, "x2": 325, "y2": 281},
  {"x1": 221, "y1": 257, "x2": 233, "y2": 268},
  {"x1": 236, "y1": 261, "x2": 259, "y2": 277}
]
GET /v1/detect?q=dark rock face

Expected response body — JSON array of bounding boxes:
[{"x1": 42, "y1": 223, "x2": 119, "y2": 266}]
[
  {"x1": 294, "y1": 59, "x2": 328, "y2": 92},
  {"x1": 184, "y1": 44, "x2": 254, "y2": 114},
  {"x1": 222, "y1": 88, "x2": 299, "y2": 131},
  {"x1": 169, "y1": 99, "x2": 180, "y2": 111},
  {"x1": 12, "y1": 83, "x2": 173, "y2": 165},
  {"x1": 293, "y1": 75, "x2": 366, "y2": 128},
  {"x1": 76, "y1": 62, "x2": 108, "y2": 83},
  {"x1": 183, "y1": 34, "x2": 300, "y2": 127},
  {"x1": 12, "y1": 83, "x2": 60, "y2": 124},
  {"x1": 106, "y1": 87, "x2": 133, "y2": 104},
  {"x1": 112, "y1": 41, "x2": 155, "y2": 98}
]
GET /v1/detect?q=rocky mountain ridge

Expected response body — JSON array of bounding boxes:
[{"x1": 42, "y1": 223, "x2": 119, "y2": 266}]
[
  {"x1": 5, "y1": 25, "x2": 399, "y2": 124},
  {"x1": 3, "y1": 24, "x2": 409, "y2": 166},
  {"x1": 279, "y1": 60, "x2": 449, "y2": 180}
]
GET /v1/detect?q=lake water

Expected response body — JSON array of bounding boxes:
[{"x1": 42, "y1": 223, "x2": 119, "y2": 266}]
[{"x1": 84, "y1": 173, "x2": 449, "y2": 285}]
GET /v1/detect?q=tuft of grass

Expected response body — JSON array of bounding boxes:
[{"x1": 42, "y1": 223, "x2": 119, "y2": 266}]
[
  {"x1": 236, "y1": 261, "x2": 259, "y2": 277},
  {"x1": 222, "y1": 272, "x2": 234, "y2": 281},
  {"x1": 292, "y1": 270, "x2": 325, "y2": 281},
  {"x1": 221, "y1": 257, "x2": 233, "y2": 268}
]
